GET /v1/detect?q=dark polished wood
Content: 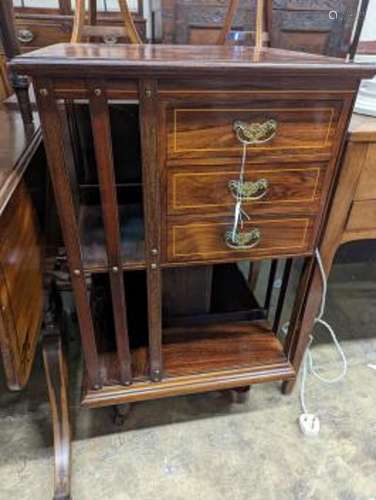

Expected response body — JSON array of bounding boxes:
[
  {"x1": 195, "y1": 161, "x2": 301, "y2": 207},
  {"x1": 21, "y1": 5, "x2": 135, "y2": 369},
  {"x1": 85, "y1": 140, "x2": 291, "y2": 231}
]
[
  {"x1": 0, "y1": 180, "x2": 43, "y2": 390},
  {"x1": 35, "y1": 83, "x2": 101, "y2": 390},
  {"x1": 89, "y1": 86, "x2": 132, "y2": 385},
  {"x1": 139, "y1": 79, "x2": 163, "y2": 382},
  {"x1": 167, "y1": 164, "x2": 325, "y2": 216},
  {"x1": 11, "y1": 43, "x2": 376, "y2": 80},
  {"x1": 163, "y1": 97, "x2": 343, "y2": 163},
  {"x1": 83, "y1": 320, "x2": 295, "y2": 408},
  {"x1": 166, "y1": 215, "x2": 315, "y2": 263},
  {"x1": 42, "y1": 288, "x2": 71, "y2": 500}
]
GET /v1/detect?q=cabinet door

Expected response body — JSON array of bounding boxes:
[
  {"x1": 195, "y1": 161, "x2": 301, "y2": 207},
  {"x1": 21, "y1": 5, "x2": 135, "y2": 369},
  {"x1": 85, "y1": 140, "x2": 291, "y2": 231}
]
[
  {"x1": 0, "y1": 181, "x2": 43, "y2": 390},
  {"x1": 269, "y1": 0, "x2": 360, "y2": 57}
]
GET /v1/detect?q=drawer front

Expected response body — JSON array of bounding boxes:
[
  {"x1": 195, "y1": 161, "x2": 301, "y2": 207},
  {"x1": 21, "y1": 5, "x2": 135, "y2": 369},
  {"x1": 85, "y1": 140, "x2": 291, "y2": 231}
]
[
  {"x1": 162, "y1": 97, "x2": 343, "y2": 164},
  {"x1": 167, "y1": 165, "x2": 324, "y2": 216},
  {"x1": 15, "y1": 21, "x2": 71, "y2": 51},
  {"x1": 167, "y1": 216, "x2": 314, "y2": 263}
]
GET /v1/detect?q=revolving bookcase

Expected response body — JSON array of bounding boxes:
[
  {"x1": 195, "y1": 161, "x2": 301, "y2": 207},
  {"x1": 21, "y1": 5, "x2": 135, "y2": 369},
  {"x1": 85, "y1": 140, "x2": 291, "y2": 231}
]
[{"x1": 12, "y1": 42, "x2": 375, "y2": 499}]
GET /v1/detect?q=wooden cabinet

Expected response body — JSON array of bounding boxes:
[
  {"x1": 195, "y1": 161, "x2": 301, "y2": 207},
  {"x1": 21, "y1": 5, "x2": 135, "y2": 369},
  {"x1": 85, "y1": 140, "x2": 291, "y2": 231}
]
[
  {"x1": 12, "y1": 42, "x2": 373, "y2": 402},
  {"x1": 11, "y1": 41, "x2": 374, "y2": 499}
]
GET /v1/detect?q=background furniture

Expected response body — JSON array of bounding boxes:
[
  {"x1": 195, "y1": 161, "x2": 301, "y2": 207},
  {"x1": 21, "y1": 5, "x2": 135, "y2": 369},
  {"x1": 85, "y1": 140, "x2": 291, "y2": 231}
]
[
  {"x1": 217, "y1": 0, "x2": 268, "y2": 46},
  {"x1": 71, "y1": 0, "x2": 142, "y2": 43},
  {"x1": 157, "y1": 0, "x2": 366, "y2": 57},
  {"x1": 12, "y1": 42, "x2": 373, "y2": 498},
  {"x1": 283, "y1": 112, "x2": 376, "y2": 393},
  {"x1": 10, "y1": 0, "x2": 145, "y2": 52},
  {"x1": 0, "y1": 0, "x2": 34, "y2": 126}
]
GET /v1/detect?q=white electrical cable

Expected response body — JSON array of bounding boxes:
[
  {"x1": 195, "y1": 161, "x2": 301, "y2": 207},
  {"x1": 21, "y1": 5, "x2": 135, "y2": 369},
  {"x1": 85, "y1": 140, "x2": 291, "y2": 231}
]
[
  {"x1": 231, "y1": 142, "x2": 250, "y2": 240},
  {"x1": 280, "y1": 249, "x2": 348, "y2": 431},
  {"x1": 298, "y1": 248, "x2": 348, "y2": 424}
]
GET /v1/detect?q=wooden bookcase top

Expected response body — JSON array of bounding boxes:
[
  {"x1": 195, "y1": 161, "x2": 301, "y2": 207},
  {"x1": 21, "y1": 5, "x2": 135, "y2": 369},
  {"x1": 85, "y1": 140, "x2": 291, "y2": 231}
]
[{"x1": 11, "y1": 43, "x2": 376, "y2": 79}]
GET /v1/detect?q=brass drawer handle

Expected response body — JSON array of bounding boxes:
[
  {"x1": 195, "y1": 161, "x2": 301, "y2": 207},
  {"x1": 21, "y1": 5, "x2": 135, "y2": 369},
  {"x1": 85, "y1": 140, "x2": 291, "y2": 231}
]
[
  {"x1": 224, "y1": 228, "x2": 261, "y2": 250},
  {"x1": 228, "y1": 178, "x2": 268, "y2": 201},
  {"x1": 17, "y1": 29, "x2": 34, "y2": 44},
  {"x1": 103, "y1": 34, "x2": 119, "y2": 44},
  {"x1": 233, "y1": 119, "x2": 277, "y2": 145}
]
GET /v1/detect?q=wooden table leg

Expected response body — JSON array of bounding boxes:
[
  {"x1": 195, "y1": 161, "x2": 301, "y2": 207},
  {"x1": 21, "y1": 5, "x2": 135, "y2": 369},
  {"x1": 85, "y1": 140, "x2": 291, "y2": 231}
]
[
  {"x1": 281, "y1": 140, "x2": 368, "y2": 393},
  {"x1": 42, "y1": 294, "x2": 71, "y2": 500}
]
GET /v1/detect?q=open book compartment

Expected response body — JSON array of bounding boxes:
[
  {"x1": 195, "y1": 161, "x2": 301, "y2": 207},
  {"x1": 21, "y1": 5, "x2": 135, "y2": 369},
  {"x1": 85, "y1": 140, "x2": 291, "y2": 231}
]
[
  {"x1": 90, "y1": 270, "x2": 149, "y2": 384},
  {"x1": 64, "y1": 101, "x2": 145, "y2": 271}
]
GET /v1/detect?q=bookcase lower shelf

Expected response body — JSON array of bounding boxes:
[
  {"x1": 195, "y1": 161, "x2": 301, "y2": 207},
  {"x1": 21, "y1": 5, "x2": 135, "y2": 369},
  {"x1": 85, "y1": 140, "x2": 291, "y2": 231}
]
[{"x1": 81, "y1": 321, "x2": 295, "y2": 408}]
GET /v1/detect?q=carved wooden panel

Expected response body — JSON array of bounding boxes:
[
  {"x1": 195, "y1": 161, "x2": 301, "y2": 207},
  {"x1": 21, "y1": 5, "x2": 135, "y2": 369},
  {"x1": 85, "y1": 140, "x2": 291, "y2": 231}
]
[
  {"x1": 270, "y1": 0, "x2": 360, "y2": 57},
  {"x1": 161, "y1": 0, "x2": 361, "y2": 57},
  {"x1": 161, "y1": 0, "x2": 256, "y2": 44}
]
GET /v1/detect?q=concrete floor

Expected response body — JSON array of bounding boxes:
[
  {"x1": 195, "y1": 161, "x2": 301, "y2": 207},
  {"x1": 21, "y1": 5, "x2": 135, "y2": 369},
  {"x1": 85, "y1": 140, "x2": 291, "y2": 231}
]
[{"x1": 0, "y1": 251, "x2": 376, "y2": 500}]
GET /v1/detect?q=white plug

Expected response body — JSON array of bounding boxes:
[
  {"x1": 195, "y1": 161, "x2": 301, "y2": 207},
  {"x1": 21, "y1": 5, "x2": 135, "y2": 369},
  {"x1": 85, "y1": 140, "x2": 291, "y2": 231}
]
[{"x1": 299, "y1": 413, "x2": 320, "y2": 437}]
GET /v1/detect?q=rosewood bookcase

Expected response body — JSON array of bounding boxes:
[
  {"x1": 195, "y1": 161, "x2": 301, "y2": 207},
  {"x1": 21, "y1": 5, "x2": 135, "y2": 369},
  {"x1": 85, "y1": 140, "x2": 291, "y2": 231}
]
[{"x1": 12, "y1": 43, "x2": 375, "y2": 499}]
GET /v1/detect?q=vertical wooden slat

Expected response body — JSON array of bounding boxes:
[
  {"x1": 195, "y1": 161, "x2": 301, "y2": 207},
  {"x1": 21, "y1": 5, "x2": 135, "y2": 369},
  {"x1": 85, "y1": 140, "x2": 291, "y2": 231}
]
[
  {"x1": 88, "y1": 0, "x2": 97, "y2": 26},
  {"x1": 71, "y1": 0, "x2": 86, "y2": 43},
  {"x1": 139, "y1": 79, "x2": 163, "y2": 382},
  {"x1": 89, "y1": 85, "x2": 132, "y2": 386},
  {"x1": 35, "y1": 80, "x2": 101, "y2": 389},
  {"x1": 255, "y1": 0, "x2": 265, "y2": 51},
  {"x1": 272, "y1": 257, "x2": 292, "y2": 333}
]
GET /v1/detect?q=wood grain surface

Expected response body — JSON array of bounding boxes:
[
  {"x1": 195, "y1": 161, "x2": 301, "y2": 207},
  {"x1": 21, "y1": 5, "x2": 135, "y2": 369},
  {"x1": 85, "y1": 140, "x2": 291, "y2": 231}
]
[
  {"x1": 167, "y1": 164, "x2": 324, "y2": 216},
  {"x1": 167, "y1": 215, "x2": 314, "y2": 262}
]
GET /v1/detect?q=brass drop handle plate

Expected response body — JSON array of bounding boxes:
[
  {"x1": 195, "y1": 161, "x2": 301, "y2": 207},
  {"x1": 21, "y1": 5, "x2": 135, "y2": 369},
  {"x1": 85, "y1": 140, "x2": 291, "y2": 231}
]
[
  {"x1": 17, "y1": 29, "x2": 34, "y2": 44},
  {"x1": 233, "y1": 119, "x2": 277, "y2": 145},
  {"x1": 228, "y1": 178, "x2": 268, "y2": 201},
  {"x1": 103, "y1": 34, "x2": 119, "y2": 44},
  {"x1": 224, "y1": 228, "x2": 261, "y2": 250}
]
